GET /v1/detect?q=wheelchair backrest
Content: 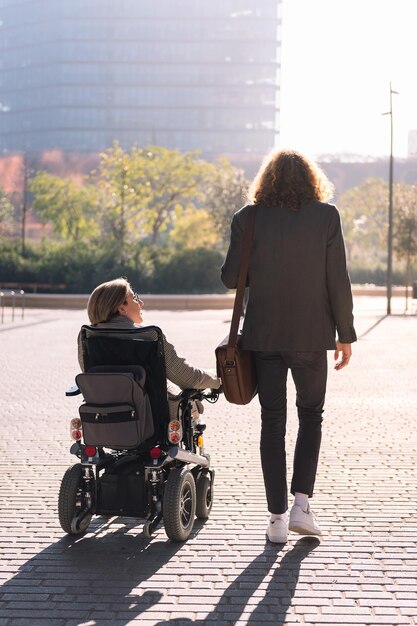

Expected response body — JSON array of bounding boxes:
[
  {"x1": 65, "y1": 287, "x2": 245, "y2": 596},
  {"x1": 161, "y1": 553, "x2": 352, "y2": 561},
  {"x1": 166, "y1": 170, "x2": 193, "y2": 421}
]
[{"x1": 79, "y1": 325, "x2": 170, "y2": 444}]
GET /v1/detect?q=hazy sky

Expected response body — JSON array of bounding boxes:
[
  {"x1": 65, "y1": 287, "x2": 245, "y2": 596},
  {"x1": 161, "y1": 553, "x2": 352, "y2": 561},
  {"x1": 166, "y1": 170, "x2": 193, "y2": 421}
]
[{"x1": 279, "y1": 0, "x2": 417, "y2": 159}]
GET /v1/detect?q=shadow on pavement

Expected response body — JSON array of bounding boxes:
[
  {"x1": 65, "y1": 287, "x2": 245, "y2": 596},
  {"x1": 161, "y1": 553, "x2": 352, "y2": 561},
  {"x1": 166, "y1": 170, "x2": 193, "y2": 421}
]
[
  {"x1": 358, "y1": 312, "x2": 417, "y2": 340},
  {"x1": 0, "y1": 517, "x2": 190, "y2": 625},
  {"x1": 0, "y1": 317, "x2": 61, "y2": 332},
  {"x1": 0, "y1": 519, "x2": 318, "y2": 626},
  {"x1": 357, "y1": 314, "x2": 387, "y2": 339},
  {"x1": 156, "y1": 536, "x2": 320, "y2": 626}
]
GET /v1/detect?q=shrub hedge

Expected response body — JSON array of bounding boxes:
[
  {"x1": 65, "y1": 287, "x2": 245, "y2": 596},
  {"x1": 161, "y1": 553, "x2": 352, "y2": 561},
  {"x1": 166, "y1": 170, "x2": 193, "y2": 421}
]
[
  {"x1": 1, "y1": 241, "x2": 414, "y2": 293},
  {"x1": 0, "y1": 241, "x2": 226, "y2": 294}
]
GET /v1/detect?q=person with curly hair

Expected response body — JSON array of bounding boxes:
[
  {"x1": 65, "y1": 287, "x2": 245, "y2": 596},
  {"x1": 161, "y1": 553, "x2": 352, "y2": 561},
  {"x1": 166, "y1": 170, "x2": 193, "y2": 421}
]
[{"x1": 221, "y1": 149, "x2": 356, "y2": 543}]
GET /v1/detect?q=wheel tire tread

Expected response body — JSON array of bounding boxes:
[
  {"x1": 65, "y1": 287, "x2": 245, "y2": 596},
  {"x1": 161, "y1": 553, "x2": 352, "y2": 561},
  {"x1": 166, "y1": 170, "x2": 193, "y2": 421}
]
[
  {"x1": 58, "y1": 464, "x2": 92, "y2": 535},
  {"x1": 163, "y1": 467, "x2": 196, "y2": 542},
  {"x1": 195, "y1": 473, "x2": 213, "y2": 519}
]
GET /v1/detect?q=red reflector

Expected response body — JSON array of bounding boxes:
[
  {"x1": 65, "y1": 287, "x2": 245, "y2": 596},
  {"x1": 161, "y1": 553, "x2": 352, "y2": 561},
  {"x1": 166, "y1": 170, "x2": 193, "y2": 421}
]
[
  {"x1": 71, "y1": 429, "x2": 82, "y2": 441},
  {"x1": 70, "y1": 417, "x2": 82, "y2": 429},
  {"x1": 150, "y1": 447, "x2": 162, "y2": 459},
  {"x1": 84, "y1": 446, "x2": 97, "y2": 457},
  {"x1": 168, "y1": 431, "x2": 181, "y2": 444}
]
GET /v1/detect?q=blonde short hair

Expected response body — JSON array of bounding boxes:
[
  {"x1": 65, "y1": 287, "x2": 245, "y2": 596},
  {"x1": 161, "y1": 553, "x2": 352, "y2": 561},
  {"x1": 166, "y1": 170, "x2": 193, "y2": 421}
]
[{"x1": 87, "y1": 278, "x2": 130, "y2": 324}]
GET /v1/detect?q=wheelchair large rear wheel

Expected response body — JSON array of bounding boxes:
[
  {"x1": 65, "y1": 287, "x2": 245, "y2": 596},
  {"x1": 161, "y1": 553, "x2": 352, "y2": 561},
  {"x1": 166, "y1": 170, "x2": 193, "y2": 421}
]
[
  {"x1": 195, "y1": 472, "x2": 213, "y2": 519},
  {"x1": 58, "y1": 464, "x2": 93, "y2": 535},
  {"x1": 163, "y1": 467, "x2": 196, "y2": 542}
]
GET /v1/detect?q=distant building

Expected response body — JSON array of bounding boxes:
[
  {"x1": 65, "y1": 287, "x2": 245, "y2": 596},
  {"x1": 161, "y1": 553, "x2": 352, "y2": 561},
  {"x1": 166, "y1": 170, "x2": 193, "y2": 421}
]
[
  {"x1": 320, "y1": 157, "x2": 417, "y2": 198},
  {"x1": 0, "y1": 0, "x2": 282, "y2": 169}
]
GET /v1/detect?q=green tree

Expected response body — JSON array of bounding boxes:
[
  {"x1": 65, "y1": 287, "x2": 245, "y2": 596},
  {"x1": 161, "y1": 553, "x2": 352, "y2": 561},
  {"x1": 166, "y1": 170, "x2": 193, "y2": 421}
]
[
  {"x1": 29, "y1": 172, "x2": 99, "y2": 243},
  {"x1": 0, "y1": 188, "x2": 14, "y2": 238},
  {"x1": 204, "y1": 157, "x2": 248, "y2": 252},
  {"x1": 394, "y1": 184, "x2": 417, "y2": 310},
  {"x1": 138, "y1": 146, "x2": 207, "y2": 246},
  {"x1": 92, "y1": 143, "x2": 147, "y2": 254},
  {"x1": 93, "y1": 143, "x2": 207, "y2": 252},
  {"x1": 168, "y1": 207, "x2": 219, "y2": 250},
  {"x1": 338, "y1": 178, "x2": 388, "y2": 266}
]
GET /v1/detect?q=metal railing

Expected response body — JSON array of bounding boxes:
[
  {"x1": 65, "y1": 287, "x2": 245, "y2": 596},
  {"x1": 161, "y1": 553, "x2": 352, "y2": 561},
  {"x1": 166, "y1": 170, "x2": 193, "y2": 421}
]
[{"x1": 0, "y1": 290, "x2": 25, "y2": 324}]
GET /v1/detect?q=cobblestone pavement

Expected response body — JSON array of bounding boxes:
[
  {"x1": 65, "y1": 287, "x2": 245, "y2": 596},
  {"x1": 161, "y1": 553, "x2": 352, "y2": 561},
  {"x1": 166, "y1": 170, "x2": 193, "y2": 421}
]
[{"x1": 0, "y1": 298, "x2": 416, "y2": 626}]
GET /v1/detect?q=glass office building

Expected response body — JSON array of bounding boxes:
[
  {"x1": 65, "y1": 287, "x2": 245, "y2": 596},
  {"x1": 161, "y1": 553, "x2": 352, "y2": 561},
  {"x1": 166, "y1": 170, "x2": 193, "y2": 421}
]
[{"x1": 0, "y1": 0, "x2": 281, "y2": 163}]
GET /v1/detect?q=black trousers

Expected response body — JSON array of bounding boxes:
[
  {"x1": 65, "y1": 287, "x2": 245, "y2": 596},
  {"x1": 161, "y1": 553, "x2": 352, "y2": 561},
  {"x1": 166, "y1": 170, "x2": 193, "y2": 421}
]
[{"x1": 254, "y1": 350, "x2": 328, "y2": 514}]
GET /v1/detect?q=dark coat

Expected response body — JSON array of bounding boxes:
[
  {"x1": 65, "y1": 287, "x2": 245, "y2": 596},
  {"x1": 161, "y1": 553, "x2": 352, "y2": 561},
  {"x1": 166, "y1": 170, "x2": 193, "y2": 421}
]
[{"x1": 221, "y1": 201, "x2": 357, "y2": 351}]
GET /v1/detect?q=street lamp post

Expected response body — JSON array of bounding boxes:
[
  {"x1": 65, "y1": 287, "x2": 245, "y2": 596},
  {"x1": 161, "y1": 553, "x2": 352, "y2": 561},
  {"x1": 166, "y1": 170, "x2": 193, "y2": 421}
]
[{"x1": 383, "y1": 83, "x2": 398, "y2": 315}]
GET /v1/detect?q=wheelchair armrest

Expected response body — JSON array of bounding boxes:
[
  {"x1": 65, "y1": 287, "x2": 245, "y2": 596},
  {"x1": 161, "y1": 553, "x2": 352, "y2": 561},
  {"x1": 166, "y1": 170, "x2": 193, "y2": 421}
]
[{"x1": 66, "y1": 384, "x2": 81, "y2": 397}]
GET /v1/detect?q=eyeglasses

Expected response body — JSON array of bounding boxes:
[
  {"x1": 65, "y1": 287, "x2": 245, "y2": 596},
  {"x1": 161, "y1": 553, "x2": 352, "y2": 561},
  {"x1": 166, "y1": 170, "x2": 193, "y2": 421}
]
[{"x1": 132, "y1": 292, "x2": 143, "y2": 304}]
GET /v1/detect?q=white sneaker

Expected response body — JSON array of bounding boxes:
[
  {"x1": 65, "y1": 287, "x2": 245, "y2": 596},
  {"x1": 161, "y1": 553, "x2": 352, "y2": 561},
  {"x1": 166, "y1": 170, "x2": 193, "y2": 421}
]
[
  {"x1": 289, "y1": 504, "x2": 322, "y2": 536},
  {"x1": 266, "y1": 518, "x2": 288, "y2": 543}
]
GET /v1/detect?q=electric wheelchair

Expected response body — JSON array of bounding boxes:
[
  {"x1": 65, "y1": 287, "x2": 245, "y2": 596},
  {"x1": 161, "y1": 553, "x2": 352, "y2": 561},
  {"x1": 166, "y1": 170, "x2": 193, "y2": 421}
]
[{"x1": 58, "y1": 324, "x2": 219, "y2": 542}]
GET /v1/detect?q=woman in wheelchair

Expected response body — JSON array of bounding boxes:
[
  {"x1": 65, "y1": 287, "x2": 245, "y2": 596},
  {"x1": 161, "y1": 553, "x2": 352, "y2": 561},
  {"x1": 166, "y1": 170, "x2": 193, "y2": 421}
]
[
  {"x1": 59, "y1": 277, "x2": 221, "y2": 542},
  {"x1": 78, "y1": 277, "x2": 221, "y2": 417}
]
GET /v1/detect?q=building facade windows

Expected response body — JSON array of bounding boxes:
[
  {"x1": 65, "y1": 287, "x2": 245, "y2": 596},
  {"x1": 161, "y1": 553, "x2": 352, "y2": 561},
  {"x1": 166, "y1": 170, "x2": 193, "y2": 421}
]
[{"x1": 0, "y1": 0, "x2": 281, "y2": 163}]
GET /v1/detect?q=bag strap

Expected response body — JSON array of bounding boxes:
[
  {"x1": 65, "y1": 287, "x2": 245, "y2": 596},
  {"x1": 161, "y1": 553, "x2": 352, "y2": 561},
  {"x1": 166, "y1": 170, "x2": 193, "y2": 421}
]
[{"x1": 226, "y1": 206, "x2": 256, "y2": 362}]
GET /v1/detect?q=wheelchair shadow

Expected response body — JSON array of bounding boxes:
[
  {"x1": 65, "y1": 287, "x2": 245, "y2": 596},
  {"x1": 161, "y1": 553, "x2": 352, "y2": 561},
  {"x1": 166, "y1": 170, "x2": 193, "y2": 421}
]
[
  {"x1": 0, "y1": 516, "x2": 193, "y2": 624},
  {"x1": 0, "y1": 518, "x2": 318, "y2": 626},
  {"x1": 154, "y1": 536, "x2": 320, "y2": 626}
]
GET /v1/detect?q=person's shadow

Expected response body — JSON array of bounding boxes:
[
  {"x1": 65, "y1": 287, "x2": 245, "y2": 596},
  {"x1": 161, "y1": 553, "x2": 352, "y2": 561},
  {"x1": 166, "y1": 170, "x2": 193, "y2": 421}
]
[
  {"x1": 154, "y1": 536, "x2": 320, "y2": 626},
  {"x1": 0, "y1": 516, "x2": 318, "y2": 626}
]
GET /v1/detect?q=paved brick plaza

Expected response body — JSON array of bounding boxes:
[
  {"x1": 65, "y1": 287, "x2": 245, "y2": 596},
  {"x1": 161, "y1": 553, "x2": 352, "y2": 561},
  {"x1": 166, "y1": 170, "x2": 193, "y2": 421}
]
[{"x1": 0, "y1": 299, "x2": 416, "y2": 626}]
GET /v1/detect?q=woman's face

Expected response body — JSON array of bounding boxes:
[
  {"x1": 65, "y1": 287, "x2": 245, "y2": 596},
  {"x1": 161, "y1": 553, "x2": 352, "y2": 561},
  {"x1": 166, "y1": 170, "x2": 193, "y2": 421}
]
[{"x1": 118, "y1": 289, "x2": 144, "y2": 324}]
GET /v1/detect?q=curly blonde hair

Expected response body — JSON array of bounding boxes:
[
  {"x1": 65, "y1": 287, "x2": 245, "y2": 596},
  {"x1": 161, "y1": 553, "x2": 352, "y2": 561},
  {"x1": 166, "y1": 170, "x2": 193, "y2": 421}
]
[{"x1": 246, "y1": 149, "x2": 334, "y2": 210}]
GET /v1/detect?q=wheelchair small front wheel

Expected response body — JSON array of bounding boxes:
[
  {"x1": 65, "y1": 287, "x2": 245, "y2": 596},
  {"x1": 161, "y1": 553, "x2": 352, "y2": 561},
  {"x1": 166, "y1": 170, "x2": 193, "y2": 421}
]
[
  {"x1": 163, "y1": 467, "x2": 196, "y2": 542},
  {"x1": 58, "y1": 464, "x2": 93, "y2": 535},
  {"x1": 195, "y1": 472, "x2": 213, "y2": 519}
]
